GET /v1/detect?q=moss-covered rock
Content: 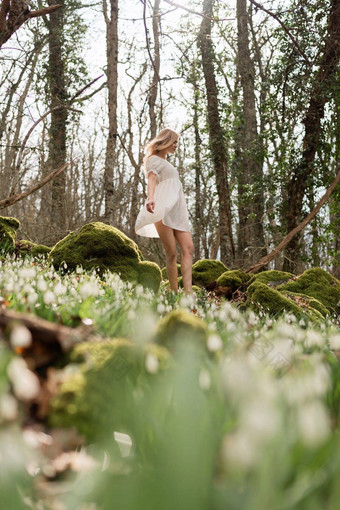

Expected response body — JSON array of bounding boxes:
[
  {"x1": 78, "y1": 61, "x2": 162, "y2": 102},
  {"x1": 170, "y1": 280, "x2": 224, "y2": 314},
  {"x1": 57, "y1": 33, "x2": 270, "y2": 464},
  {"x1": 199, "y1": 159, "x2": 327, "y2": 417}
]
[
  {"x1": 0, "y1": 216, "x2": 20, "y2": 252},
  {"x1": 248, "y1": 270, "x2": 294, "y2": 287},
  {"x1": 49, "y1": 222, "x2": 161, "y2": 292},
  {"x1": 192, "y1": 259, "x2": 229, "y2": 288},
  {"x1": 247, "y1": 281, "x2": 322, "y2": 320},
  {"x1": 278, "y1": 268, "x2": 340, "y2": 313},
  {"x1": 155, "y1": 309, "x2": 208, "y2": 351},
  {"x1": 16, "y1": 240, "x2": 51, "y2": 257},
  {"x1": 49, "y1": 339, "x2": 170, "y2": 441},
  {"x1": 281, "y1": 291, "x2": 330, "y2": 318},
  {"x1": 217, "y1": 269, "x2": 250, "y2": 294}
]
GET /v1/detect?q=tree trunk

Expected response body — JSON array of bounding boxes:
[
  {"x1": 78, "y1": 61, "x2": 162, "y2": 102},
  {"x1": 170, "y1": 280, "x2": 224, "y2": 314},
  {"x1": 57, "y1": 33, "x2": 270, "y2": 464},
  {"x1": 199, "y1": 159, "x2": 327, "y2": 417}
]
[
  {"x1": 148, "y1": 0, "x2": 161, "y2": 138},
  {"x1": 47, "y1": 0, "x2": 68, "y2": 243},
  {"x1": 283, "y1": 0, "x2": 340, "y2": 271},
  {"x1": 236, "y1": 0, "x2": 266, "y2": 267},
  {"x1": 198, "y1": 0, "x2": 235, "y2": 265},
  {"x1": 103, "y1": 0, "x2": 118, "y2": 224}
]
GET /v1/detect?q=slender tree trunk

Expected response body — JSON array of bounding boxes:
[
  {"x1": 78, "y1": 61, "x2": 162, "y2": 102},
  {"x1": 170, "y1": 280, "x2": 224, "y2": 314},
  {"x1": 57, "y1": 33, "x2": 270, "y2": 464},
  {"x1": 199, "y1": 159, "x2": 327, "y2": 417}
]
[
  {"x1": 148, "y1": 0, "x2": 160, "y2": 138},
  {"x1": 103, "y1": 0, "x2": 118, "y2": 224},
  {"x1": 48, "y1": 0, "x2": 67, "y2": 243},
  {"x1": 236, "y1": 0, "x2": 266, "y2": 267},
  {"x1": 283, "y1": 0, "x2": 340, "y2": 271},
  {"x1": 198, "y1": 0, "x2": 235, "y2": 265},
  {"x1": 193, "y1": 89, "x2": 202, "y2": 261}
]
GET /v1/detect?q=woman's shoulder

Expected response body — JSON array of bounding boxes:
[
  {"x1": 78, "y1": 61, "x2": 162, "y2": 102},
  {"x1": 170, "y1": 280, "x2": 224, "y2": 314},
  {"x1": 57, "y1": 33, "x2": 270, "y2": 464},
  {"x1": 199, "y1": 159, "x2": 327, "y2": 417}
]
[{"x1": 146, "y1": 155, "x2": 166, "y2": 169}]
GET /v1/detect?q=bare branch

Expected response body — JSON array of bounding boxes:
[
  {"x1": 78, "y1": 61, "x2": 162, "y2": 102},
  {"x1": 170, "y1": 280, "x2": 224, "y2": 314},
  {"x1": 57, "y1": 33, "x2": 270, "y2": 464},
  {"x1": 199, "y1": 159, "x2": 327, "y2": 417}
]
[
  {"x1": 249, "y1": 0, "x2": 311, "y2": 65},
  {"x1": 162, "y1": 0, "x2": 235, "y2": 21},
  {"x1": 0, "y1": 163, "x2": 69, "y2": 210}
]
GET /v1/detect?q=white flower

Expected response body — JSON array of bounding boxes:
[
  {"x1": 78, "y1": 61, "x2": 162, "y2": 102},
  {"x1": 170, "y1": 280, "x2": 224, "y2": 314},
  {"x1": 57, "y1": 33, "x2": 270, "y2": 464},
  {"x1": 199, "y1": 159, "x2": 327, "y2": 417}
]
[
  {"x1": 43, "y1": 290, "x2": 55, "y2": 305},
  {"x1": 222, "y1": 431, "x2": 257, "y2": 469},
  {"x1": 54, "y1": 282, "x2": 67, "y2": 296},
  {"x1": 76, "y1": 266, "x2": 83, "y2": 274},
  {"x1": 7, "y1": 358, "x2": 40, "y2": 401},
  {"x1": 113, "y1": 431, "x2": 133, "y2": 458},
  {"x1": 199, "y1": 369, "x2": 211, "y2": 390},
  {"x1": 207, "y1": 334, "x2": 223, "y2": 352},
  {"x1": 304, "y1": 330, "x2": 324, "y2": 349},
  {"x1": 145, "y1": 353, "x2": 159, "y2": 374},
  {"x1": 18, "y1": 267, "x2": 36, "y2": 280},
  {"x1": 10, "y1": 325, "x2": 32, "y2": 349},
  {"x1": 127, "y1": 309, "x2": 136, "y2": 320},
  {"x1": 0, "y1": 394, "x2": 18, "y2": 421},
  {"x1": 79, "y1": 281, "x2": 99, "y2": 299},
  {"x1": 135, "y1": 285, "x2": 144, "y2": 297},
  {"x1": 297, "y1": 401, "x2": 330, "y2": 447},
  {"x1": 329, "y1": 334, "x2": 340, "y2": 350},
  {"x1": 157, "y1": 303, "x2": 166, "y2": 314},
  {"x1": 37, "y1": 278, "x2": 48, "y2": 292},
  {"x1": 241, "y1": 400, "x2": 280, "y2": 441},
  {"x1": 284, "y1": 313, "x2": 297, "y2": 323}
]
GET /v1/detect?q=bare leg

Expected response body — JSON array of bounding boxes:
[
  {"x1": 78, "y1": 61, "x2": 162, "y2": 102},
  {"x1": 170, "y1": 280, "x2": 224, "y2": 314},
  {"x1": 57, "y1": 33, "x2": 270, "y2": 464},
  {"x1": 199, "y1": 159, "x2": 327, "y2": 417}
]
[
  {"x1": 174, "y1": 230, "x2": 194, "y2": 294},
  {"x1": 155, "y1": 220, "x2": 178, "y2": 292}
]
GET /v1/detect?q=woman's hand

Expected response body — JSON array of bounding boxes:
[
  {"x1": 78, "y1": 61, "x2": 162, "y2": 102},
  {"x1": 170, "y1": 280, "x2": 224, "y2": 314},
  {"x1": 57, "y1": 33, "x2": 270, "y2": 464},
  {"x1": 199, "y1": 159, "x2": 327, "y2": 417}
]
[{"x1": 146, "y1": 198, "x2": 155, "y2": 213}]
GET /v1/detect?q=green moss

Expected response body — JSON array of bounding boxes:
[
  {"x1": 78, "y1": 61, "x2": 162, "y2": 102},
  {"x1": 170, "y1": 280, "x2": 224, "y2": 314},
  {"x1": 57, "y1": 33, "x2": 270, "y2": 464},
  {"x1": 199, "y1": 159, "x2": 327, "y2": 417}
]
[
  {"x1": 281, "y1": 291, "x2": 330, "y2": 318},
  {"x1": 192, "y1": 259, "x2": 229, "y2": 288},
  {"x1": 16, "y1": 240, "x2": 51, "y2": 257},
  {"x1": 49, "y1": 339, "x2": 171, "y2": 441},
  {"x1": 247, "y1": 281, "x2": 314, "y2": 317},
  {"x1": 217, "y1": 269, "x2": 250, "y2": 294},
  {"x1": 0, "y1": 216, "x2": 20, "y2": 252},
  {"x1": 49, "y1": 222, "x2": 161, "y2": 292},
  {"x1": 155, "y1": 309, "x2": 208, "y2": 351},
  {"x1": 278, "y1": 268, "x2": 340, "y2": 313},
  {"x1": 248, "y1": 270, "x2": 294, "y2": 287}
]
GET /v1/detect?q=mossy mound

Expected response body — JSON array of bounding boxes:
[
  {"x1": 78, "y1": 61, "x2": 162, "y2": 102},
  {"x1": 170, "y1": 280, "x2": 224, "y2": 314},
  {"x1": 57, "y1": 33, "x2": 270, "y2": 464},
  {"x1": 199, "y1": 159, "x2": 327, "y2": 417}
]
[
  {"x1": 0, "y1": 216, "x2": 20, "y2": 252},
  {"x1": 247, "y1": 281, "x2": 322, "y2": 320},
  {"x1": 192, "y1": 259, "x2": 229, "y2": 288},
  {"x1": 155, "y1": 309, "x2": 208, "y2": 351},
  {"x1": 161, "y1": 264, "x2": 182, "y2": 280},
  {"x1": 16, "y1": 240, "x2": 51, "y2": 257},
  {"x1": 50, "y1": 339, "x2": 171, "y2": 441},
  {"x1": 217, "y1": 269, "x2": 250, "y2": 294},
  {"x1": 278, "y1": 268, "x2": 340, "y2": 313},
  {"x1": 281, "y1": 291, "x2": 329, "y2": 318},
  {"x1": 49, "y1": 222, "x2": 161, "y2": 292},
  {"x1": 248, "y1": 270, "x2": 294, "y2": 287}
]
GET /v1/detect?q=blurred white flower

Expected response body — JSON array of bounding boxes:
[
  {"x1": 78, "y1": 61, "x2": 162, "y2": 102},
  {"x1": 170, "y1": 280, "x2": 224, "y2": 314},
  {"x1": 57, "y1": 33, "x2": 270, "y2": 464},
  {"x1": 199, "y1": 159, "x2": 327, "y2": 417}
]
[
  {"x1": 127, "y1": 309, "x2": 136, "y2": 320},
  {"x1": 284, "y1": 313, "x2": 297, "y2": 324},
  {"x1": 135, "y1": 285, "x2": 144, "y2": 297},
  {"x1": 222, "y1": 431, "x2": 257, "y2": 469},
  {"x1": 207, "y1": 334, "x2": 223, "y2": 352},
  {"x1": 145, "y1": 353, "x2": 159, "y2": 374},
  {"x1": 43, "y1": 290, "x2": 55, "y2": 305},
  {"x1": 54, "y1": 282, "x2": 67, "y2": 296},
  {"x1": 79, "y1": 281, "x2": 99, "y2": 299},
  {"x1": 10, "y1": 325, "x2": 32, "y2": 349},
  {"x1": 304, "y1": 330, "x2": 324, "y2": 349},
  {"x1": 7, "y1": 358, "x2": 40, "y2": 401},
  {"x1": 199, "y1": 369, "x2": 211, "y2": 390},
  {"x1": 157, "y1": 303, "x2": 166, "y2": 314},
  {"x1": 76, "y1": 266, "x2": 83, "y2": 274},
  {"x1": 37, "y1": 278, "x2": 48, "y2": 292},
  {"x1": 297, "y1": 401, "x2": 330, "y2": 447},
  {"x1": 113, "y1": 431, "x2": 133, "y2": 458},
  {"x1": 0, "y1": 394, "x2": 18, "y2": 422},
  {"x1": 221, "y1": 356, "x2": 253, "y2": 396},
  {"x1": 241, "y1": 400, "x2": 280, "y2": 441},
  {"x1": 329, "y1": 334, "x2": 340, "y2": 350},
  {"x1": 18, "y1": 267, "x2": 36, "y2": 280}
]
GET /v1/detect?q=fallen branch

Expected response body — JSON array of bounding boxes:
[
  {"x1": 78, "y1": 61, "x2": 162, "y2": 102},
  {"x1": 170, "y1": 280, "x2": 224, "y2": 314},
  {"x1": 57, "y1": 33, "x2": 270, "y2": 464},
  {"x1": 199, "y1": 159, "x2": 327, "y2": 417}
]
[
  {"x1": 0, "y1": 163, "x2": 69, "y2": 210},
  {"x1": 245, "y1": 167, "x2": 340, "y2": 274}
]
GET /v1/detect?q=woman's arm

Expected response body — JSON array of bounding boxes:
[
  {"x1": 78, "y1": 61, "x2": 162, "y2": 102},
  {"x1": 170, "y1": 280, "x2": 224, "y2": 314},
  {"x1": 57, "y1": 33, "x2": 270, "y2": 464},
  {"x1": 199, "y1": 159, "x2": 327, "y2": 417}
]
[{"x1": 146, "y1": 173, "x2": 157, "y2": 213}]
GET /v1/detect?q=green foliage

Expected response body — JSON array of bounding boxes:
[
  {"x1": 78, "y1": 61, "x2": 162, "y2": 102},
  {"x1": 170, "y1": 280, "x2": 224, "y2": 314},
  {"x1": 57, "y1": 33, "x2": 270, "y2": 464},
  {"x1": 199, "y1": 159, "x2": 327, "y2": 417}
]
[
  {"x1": 49, "y1": 222, "x2": 161, "y2": 292},
  {"x1": 192, "y1": 259, "x2": 229, "y2": 288}
]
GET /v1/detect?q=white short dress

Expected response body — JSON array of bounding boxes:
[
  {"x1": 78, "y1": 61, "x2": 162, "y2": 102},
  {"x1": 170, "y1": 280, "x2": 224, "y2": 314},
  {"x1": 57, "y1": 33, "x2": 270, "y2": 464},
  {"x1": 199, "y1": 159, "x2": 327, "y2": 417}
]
[{"x1": 135, "y1": 155, "x2": 191, "y2": 238}]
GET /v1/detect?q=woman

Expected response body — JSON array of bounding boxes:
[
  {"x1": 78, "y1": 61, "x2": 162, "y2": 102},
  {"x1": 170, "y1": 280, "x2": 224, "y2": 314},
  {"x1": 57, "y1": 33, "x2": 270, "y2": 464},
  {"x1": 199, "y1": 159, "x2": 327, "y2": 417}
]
[{"x1": 135, "y1": 128, "x2": 193, "y2": 294}]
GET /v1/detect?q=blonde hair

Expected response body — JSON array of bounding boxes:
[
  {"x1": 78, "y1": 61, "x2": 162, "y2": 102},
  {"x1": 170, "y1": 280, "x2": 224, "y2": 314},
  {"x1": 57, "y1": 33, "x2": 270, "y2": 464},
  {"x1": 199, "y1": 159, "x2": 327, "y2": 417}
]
[{"x1": 143, "y1": 128, "x2": 179, "y2": 170}]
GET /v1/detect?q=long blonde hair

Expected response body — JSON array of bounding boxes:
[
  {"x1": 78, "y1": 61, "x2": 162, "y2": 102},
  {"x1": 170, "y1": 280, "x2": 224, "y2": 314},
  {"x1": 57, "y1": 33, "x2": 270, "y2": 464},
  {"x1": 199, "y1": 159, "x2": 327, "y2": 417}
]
[{"x1": 143, "y1": 128, "x2": 179, "y2": 170}]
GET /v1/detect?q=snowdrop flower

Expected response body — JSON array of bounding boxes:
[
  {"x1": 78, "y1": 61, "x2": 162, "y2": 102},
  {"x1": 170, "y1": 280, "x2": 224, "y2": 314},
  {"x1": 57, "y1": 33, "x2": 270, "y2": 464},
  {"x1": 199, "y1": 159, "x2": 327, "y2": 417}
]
[
  {"x1": 284, "y1": 313, "x2": 297, "y2": 324},
  {"x1": 199, "y1": 369, "x2": 211, "y2": 390},
  {"x1": 10, "y1": 325, "x2": 32, "y2": 349},
  {"x1": 240, "y1": 400, "x2": 280, "y2": 441},
  {"x1": 0, "y1": 394, "x2": 18, "y2": 422},
  {"x1": 328, "y1": 334, "x2": 340, "y2": 350},
  {"x1": 18, "y1": 267, "x2": 36, "y2": 280},
  {"x1": 304, "y1": 330, "x2": 324, "y2": 349},
  {"x1": 7, "y1": 358, "x2": 40, "y2": 400},
  {"x1": 43, "y1": 290, "x2": 55, "y2": 305},
  {"x1": 207, "y1": 334, "x2": 223, "y2": 352},
  {"x1": 222, "y1": 431, "x2": 257, "y2": 469},
  {"x1": 247, "y1": 311, "x2": 258, "y2": 326},
  {"x1": 157, "y1": 303, "x2": 166, "y2": 314},
  {"x1": 145, "y1": 353, "x2": 159, "y2": 374},
  {"x1": 79, "y1": 281, "x2": 99, "y2": 299},
  {"x1": 221, "y1": 356, "x2": 253, "y2": 396},
  {"x1": 37, "y1": 278, "x2": 48, "y2": 292},
  {"x1": 127, "y1": 309, "x2": 136, "y2": 320},
  {"x1": 297, "y1": 401, "x2": 330, "y2": 447},
  {"x1": 54, "y1": 282, "x2": 67, "y2": 296}
]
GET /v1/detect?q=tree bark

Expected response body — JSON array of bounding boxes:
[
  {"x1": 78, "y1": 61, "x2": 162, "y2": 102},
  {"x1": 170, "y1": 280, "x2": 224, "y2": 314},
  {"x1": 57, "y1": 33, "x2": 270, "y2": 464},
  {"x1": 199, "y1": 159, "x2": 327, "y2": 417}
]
[
  {"x1": 283, "y1": 0, "x2": 340, "y2": 271},
  {"x1": 103, "y1": 0, "x2": 118, "y2": 224},
  {"x1": 46, "y1": 0, "x2": 68, "y2": 243},
  {"x1": 0, "y1": 0, "x2": 61, "y2": 48},
  {"x1": 148, "y1": 0, "x2": 161, "y2": 138},
  {"x1": 198, "y1": 0, "x2": 235, "y2": 265},
  {"x1": 236, "y1": 0, "x2": 266, "y2": 267}
]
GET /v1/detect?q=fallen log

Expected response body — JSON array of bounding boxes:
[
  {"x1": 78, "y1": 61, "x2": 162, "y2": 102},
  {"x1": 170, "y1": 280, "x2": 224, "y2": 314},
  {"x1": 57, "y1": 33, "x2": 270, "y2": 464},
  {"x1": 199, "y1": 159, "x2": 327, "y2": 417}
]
[{"x1": 245, "y1": 167, "x2": 340, "y2": 274}]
